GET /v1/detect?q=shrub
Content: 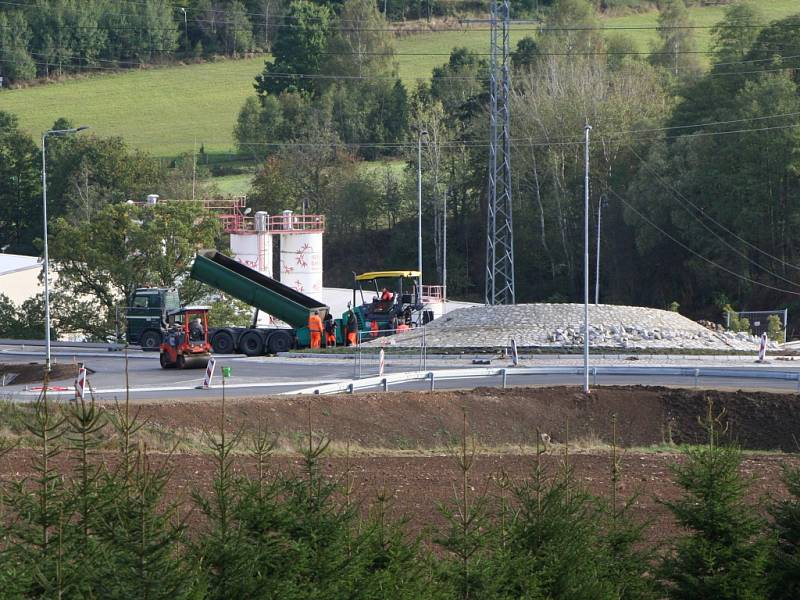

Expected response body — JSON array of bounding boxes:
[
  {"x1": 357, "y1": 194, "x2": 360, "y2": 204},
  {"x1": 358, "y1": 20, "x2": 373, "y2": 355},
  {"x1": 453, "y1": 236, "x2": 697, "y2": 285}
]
[{"x1": 767, "y1": 314, "x2": 785, "y2": 343}]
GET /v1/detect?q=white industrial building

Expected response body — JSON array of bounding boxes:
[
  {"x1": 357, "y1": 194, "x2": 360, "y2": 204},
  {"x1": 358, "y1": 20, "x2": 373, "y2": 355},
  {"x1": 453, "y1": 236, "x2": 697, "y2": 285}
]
[{"x1": 0, "y1": 254, "x2": 43, "y2": 305}]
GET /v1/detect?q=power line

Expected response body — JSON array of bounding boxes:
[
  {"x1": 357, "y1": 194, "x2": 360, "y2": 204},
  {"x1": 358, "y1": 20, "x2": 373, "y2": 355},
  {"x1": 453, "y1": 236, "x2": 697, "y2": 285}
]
[
  {"x1": 632, "y1": 153, "x2": 800, "y2": 290},
  {"x1": 118, "y1": 121, "x2": 800, "y2": 150},
  {"x1": 608, "y1": 188, "x2": 800, "y2": 297},
  {"x1": 629, "y1": 145, "x2": 800, "y2": 275}
]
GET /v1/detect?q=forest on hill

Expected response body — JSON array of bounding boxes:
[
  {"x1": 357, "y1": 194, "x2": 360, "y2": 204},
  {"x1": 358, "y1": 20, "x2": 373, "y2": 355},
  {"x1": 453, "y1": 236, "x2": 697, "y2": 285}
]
[{"x1": 0, "y1": 0, "x2": 741, "y2": 84}]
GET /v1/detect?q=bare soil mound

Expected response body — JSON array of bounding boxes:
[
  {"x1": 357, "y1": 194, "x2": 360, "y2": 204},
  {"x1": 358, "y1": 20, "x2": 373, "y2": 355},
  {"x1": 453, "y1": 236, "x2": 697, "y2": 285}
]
[
  {"x1": 127, "y1": 386, "x2": 800, "y2": 453},
  {"x1": 0, "y1": 362, "x2": 79, "y2": 385}
]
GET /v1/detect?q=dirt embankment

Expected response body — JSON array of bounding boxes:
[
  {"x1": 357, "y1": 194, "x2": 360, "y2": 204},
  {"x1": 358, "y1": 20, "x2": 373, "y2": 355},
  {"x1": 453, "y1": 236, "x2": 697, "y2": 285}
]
[
  {"x1": 0, "y1": 362, "x2": 80, "y2": 385},
  {"x1": 127, "y1": 386, "x2": 800, "y2": 453}
]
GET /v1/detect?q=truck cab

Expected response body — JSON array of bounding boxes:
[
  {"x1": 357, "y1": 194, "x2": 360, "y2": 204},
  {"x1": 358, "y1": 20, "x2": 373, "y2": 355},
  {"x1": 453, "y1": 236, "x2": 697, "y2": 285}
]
[{"x1": 126, "y1": 287, "x2": 181, "y2": 350}]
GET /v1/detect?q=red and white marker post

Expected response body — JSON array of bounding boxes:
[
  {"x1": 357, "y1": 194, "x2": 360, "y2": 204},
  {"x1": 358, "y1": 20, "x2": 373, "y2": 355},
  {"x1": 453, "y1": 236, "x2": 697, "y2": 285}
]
[
  {"x1": 378, "y1": 348, "x2": 385, "y2": 377},
  {"x1": 203, "y1": 357, "x2": 217, "y2": 389},
  {"x1": 758, "y1": 332, "x2": 768, "y2": 363},
  {"x1": 75, "y1": 365, "x2": 87, "y2": 400}
]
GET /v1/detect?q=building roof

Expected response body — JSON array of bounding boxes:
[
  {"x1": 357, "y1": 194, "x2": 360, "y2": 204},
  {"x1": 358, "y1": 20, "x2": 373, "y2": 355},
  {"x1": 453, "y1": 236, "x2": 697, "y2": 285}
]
[{"x1": 0, "y1": 253, "x2": 40, "y2": 276}]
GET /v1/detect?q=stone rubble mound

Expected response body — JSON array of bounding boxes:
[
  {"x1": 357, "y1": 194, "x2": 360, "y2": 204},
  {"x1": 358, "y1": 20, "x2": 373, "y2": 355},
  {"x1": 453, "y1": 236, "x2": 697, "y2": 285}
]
[{"x1": 371, "y1": 303, "x2": 768, "y2": 351}]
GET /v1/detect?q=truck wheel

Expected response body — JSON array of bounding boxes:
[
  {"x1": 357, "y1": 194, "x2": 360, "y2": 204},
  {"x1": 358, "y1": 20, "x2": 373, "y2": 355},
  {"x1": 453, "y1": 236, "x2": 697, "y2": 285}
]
[
  {"x1": 140, "y1": 330, "x2": 161, "y2": 352},
  {"x1": 268, "y1": 331, "x2": 292, "y2": 354},
  {"x1": 240, "y1": 331, "x2": 264, "y2": 356},
  {"x1": 211, "y1": 330, "x2": 235, "y2": 354}
]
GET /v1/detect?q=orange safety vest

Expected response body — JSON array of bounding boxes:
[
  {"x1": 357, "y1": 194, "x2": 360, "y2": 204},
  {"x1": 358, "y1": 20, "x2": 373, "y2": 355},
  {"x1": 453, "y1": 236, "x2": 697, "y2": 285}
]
[{"x1": 308, "y1": 314, "x2": 323, "y2": 334}]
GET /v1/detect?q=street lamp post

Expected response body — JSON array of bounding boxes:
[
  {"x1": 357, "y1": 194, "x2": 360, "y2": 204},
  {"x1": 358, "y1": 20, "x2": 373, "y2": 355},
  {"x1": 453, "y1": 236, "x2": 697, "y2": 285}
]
[
  {"x1": 42, "y1": 126, "x2": 89, "y2": 372},
  {"x1": 583, "y1": 122, "x2": 591, "y2": 394},
  {"x1": 417, "y1": 129, "x2": 428, "y2": 300},
  {"x1": 180, "y1": 8, "x2": 188, "y2": 47},
  {"x1": 443, "y1": 187, "x2": 447, "y2": 315}
]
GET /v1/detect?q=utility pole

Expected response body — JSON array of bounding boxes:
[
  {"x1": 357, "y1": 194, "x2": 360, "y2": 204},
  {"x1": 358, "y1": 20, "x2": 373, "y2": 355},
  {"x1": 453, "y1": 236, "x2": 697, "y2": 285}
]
[
  {"x1": 180, "y1": 8, "x2": 188, "y2": 49},
  {"x1": 583, "y1": 123, "x2": 592, "y2": 394},
  {"x1": 595, "y1": 195, "x2": 604, "y2": 305},
  {"x1": 42, "y1": 126, "x2": 89, "y2": 372},
  {"x1": 417, "y1": 130, "x2": 428, "y2": 296},
  {"x1": 443, "y1": 187, "x2": 448, "y2": 314},
  {"x1": 192, "y1": 137, "x2": 197, "y2": 201},
  {"x1": 674, "y1": 38, "x2": 679, "y2": 76}
]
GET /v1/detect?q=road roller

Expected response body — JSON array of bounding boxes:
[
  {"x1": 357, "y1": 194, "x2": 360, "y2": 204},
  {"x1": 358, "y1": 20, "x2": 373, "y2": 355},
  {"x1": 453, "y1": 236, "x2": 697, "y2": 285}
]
[{"x1": 159, "y1": 306, "x2": 212, "y2": 369}]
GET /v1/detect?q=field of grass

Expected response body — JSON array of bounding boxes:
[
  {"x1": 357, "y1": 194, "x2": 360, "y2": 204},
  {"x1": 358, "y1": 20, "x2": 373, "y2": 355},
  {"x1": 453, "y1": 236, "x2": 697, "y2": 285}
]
[
  {"x1": 1, "y1": 57, "x2": 266, "y2": 157},
  {"x1": 211, "y1": 172, "x2": 254, "y2": 196},
  {"x1": 2, "y1": 1, "x2": 797, "y2": 159}
]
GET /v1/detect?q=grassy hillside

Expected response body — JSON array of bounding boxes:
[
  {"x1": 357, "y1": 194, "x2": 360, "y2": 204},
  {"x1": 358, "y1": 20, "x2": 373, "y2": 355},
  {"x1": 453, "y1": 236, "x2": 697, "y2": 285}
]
[
  {"x1": 2, "y1": 1, "x2": 797, "y2": 158},
  {"x1": 1, "y1": 58, "x2": 264, "y2": 157}
]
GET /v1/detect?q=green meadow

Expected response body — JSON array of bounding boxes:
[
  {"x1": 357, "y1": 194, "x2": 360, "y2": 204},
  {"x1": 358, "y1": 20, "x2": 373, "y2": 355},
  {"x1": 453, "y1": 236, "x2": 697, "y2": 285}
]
[{"x1": 1, "y1": 1, "x2": 797, "y2": 158}]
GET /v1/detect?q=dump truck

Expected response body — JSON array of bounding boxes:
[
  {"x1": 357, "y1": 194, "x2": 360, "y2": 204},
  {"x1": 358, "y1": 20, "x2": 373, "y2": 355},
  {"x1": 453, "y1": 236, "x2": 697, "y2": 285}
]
[
  {"x1": 124, "y1": 251, "x2": 328, "y2": 354},
  {"x1": 126, "y1": 250, "x2": 427, "y2": 354},
  {"x1": 189, "y1": 249, "x2": 330, "y2": 355}
]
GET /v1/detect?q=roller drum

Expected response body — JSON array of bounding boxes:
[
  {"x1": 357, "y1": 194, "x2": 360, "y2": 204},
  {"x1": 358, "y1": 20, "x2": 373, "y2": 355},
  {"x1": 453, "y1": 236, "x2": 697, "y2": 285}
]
[{"x1": 181, "y1": 355, "x2": 210, "y2": 369}]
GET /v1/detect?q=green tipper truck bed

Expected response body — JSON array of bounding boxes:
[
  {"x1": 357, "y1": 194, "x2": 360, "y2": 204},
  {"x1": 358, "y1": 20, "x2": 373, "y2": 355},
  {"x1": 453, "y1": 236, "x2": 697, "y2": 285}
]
[{"x1": 191, "y1": 250, "x2": 328, "y2": 329}]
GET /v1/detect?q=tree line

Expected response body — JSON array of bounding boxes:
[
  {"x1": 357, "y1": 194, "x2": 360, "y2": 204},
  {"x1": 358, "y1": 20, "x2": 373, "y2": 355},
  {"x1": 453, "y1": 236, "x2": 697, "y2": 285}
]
[
  {"x1": 0, "y1": 0, "x2": 541, "y2": 85},
  {"x1": 0, "y1": 392, "x2": 797, "y2": 598},
  {"x1": 0, "y1": 0, "x2": 737, "y2": 85}
]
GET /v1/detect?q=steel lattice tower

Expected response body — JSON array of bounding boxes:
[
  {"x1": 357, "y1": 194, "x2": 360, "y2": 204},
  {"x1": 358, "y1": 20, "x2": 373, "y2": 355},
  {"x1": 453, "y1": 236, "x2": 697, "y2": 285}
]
[{"x1": 485, "y1": 0, "x2": 515, "y2": 305}]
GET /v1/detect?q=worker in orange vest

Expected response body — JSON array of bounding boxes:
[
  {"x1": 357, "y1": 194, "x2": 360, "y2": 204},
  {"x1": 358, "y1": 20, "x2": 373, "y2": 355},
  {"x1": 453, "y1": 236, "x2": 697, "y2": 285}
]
[
  {"x1": 324, "y1": 313, "x2": 336, "y2": 347},
  {"x1": 346, "y1": 310, "x2": 358, "y2": 346},
  {"x1": 370, "y1": 320, "x2": 380, "y2": 338},
  {"x1": 308, "y1": 311, "x2": 323, "y2": 349}
]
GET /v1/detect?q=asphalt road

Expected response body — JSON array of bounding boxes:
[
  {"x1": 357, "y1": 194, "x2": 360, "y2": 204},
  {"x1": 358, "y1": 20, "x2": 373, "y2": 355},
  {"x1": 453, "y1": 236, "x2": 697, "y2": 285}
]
[{"x1": 2, "y1": 343, "x2": 799, "y2": 401}]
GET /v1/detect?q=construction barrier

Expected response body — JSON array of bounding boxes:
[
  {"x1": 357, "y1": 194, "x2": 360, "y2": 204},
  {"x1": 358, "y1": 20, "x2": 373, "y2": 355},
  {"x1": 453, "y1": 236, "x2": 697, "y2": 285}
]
[
  {"x1": 758, "y1": 333, "x2": 768, "y2": 362},
  {"x1": 203, "y1": 357, "x2": 217, "y2": 389},
  {"x1": 75, "y1": 365, "x2": 87, "y2": 400}
]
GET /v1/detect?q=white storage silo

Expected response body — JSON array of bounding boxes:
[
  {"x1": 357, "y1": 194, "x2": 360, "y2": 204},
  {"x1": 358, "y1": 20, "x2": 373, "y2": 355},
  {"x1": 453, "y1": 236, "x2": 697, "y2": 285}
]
[
  {"x1": 278, "y1": 211, "x2": 324, "y2": 298},
  {"x1": 230, "y1": 211, "x2": 272, "y2": 276}
]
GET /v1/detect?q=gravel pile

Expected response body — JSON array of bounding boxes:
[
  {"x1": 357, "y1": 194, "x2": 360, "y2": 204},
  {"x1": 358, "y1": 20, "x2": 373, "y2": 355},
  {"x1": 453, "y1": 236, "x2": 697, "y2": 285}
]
[{"x1": 368, "y1": 303, "x2": 768, "y2": 351}]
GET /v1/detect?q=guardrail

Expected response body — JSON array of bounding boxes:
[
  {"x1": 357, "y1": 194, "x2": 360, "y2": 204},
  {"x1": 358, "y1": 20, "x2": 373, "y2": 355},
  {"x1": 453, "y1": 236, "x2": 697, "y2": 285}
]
[{"x1": 285, "y1": 365, "x2": 800, "y2": 396}]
